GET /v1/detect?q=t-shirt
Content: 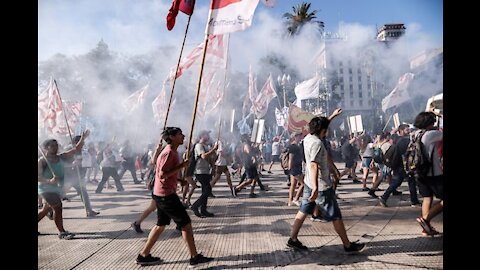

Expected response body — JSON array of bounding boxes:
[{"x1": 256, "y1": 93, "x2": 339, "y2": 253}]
[
  {"x1": 421, "y1": 129, "x2": 443, "y2": 176},
  {"x1": 271, "y1": 141, "x2": 281, "y2": 155},
  {"x1": 194, "y1": 143, "x2": 212, "y2": 174},
  {"x1": 153, "y1": 144, "x2": 179, "y2": 197},
  {"x1": 287, "y1": 143, "x2": 303, "y2": 168},
  {"x1": 38, "y1": 158, "x2": 64, "y2": 195},
  {"x1": 303, "y1": 134, "x2": 331, "y2": 191}
]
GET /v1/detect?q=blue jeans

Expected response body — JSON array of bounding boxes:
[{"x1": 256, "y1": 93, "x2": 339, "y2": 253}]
[{"x1": 381, "y1": 168, "x2": 418, "y2": 203}]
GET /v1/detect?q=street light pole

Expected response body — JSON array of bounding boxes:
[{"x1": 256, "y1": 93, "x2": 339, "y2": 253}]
[{"x1": 277, "y1": 73, "x2": 290, "y2": 108}]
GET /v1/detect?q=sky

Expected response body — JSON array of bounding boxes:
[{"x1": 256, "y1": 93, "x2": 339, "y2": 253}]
[{"x1": 38, "y1": 0, "x2": 443, "y2": 63}]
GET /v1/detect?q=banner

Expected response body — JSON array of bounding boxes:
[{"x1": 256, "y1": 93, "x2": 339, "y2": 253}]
[
  {"x1": 207, "y1": 0, "x2": 260, "y2": 35},
  {"x1": 288, "y1": 104, "x2": 315, "y2": 136}
]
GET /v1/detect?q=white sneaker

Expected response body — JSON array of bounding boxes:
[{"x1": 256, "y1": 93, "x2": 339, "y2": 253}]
[{"x1": 292, "y1": 200, "x2": 301, "y2": 206}]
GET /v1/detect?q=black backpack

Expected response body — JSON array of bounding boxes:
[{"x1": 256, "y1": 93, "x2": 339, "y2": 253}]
[
  {"x1": 383, "y1": 144, "x2": 401, "y2": 169},
  {"x1": 405, "y1": 130, "x2": 434, "y2": 178}
]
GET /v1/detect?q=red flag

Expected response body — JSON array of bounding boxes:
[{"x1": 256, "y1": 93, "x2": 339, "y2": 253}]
[
  {"x1": 167, "y1": 0, "x2": 196, "y2": 31},
  {"x1": 179, "y1": 0, "x2": 195, "y2": 15},
  {"x1": 166, "y1": 0, "x2": 181, "y2": 31}
]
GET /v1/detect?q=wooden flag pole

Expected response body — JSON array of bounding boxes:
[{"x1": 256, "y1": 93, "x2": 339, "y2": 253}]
[
  {"x1": 53, "y1": 80, "x2": 88, "y2": 213},
  {"x1": 163, "y1": 15, "x2": 193, "y2": 129},
  {"x1": 185, "y1": 4, "x2": 214, "y2": 160}
]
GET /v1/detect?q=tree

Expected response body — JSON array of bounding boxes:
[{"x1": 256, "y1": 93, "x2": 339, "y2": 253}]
[{"x1": 283, "y1": 2, "x2": 324, "y2": 36}]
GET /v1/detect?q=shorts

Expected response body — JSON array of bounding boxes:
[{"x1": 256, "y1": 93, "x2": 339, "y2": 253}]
[
  {"x1": 264, "y1": 153, "x2": 272, "y2": 163},
  {"x1": 299, "y1": 186, "x2": 342, "y2": 221},
  {"x1": 290, "y1": 166, "x2": 303, "y2": 177},
  {"x1": 245, "y1": 166, "x2": 258, "y2": 179},
  {"x1": 417, "y1": 175, "x2": 443, "y2": 200},
  {"x1": 272, "y1": 155, "x2": 280, "y2": 162},
  {"x1": 215, "y1": 165, "x2": 230, "y2": 176},
  {"x1": 345, "y1": 159, "x2": 355, "y2": 168},
  {"x1": 152, "y1": 193, "x2": 191, "y2": 228},
  {"x1": 39, "y1": 192, "x2": 62, "y2": 207},
  {"x1": 362, "y1": 157, "x2": 372, "y2": 168}
]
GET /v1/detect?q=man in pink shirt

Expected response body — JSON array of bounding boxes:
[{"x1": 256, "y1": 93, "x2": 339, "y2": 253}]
[{"x1": 136, "y1": 127, "x2": 214, "y2": 267}]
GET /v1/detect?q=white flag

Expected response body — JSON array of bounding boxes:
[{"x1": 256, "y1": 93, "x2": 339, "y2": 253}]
[
  {"x1": 294, "y1": 75, "x2": 320, "y2": 104},
  {"x1": 207, "y1": 0, "x2": 260, "y2": 35},
  {"x1": 381, "y1": 73, "x2": 414, "y2": 112}
]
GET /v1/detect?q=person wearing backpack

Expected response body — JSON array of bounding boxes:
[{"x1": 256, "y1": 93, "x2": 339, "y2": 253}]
[
  {"x1": 377, "y1": 124, "x2": 420, "y2": 207},
  {"x1": 412, "y1": 112, "x2": 443, "y2": 236}
]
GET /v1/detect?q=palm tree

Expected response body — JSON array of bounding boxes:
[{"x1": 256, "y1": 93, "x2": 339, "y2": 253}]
[{"x1": 283, "y1": 2, "x2": 324, "y2": 36}]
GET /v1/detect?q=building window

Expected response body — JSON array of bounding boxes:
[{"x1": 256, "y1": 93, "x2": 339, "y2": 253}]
[
  {"x1": 368, "y1": 100, "x2": 372, "y2": 106},
  {"x1": 367, "y1": 83, "x2": 371, "y2": 90},
  {"x1": 349, "y1": 68, "x2": 352, "y2": 74},
  {"x1": 349, "y1": 84, "x2": 353, "y2": 90},
  {"x1": 359, "y1": 84, "x2": 362, "y2": 90},
  {"x1": 349, "y1": 76, "x2": 353, "y2": 82},
  {"x1": 359, "y1": 91, "x2": 362, "y2": 98},
  {"x1": 350, "y1": 100, "x2": 354, "y2": 107},
  {"x1": 367, "y1": 75, "x2": 371, "y2": 81},
  {"x1": 341, "y1": 92, "x2": 345, "y2": 98},
  {"x1": 340, "y1": 85, "x2": 344, "y2": 91},
  {"x1": 359, "y1": 100, "x2": 363, "y2": 107},
  {"x1": 358, "y1": 76, "x2": 362, "y2": 82},
  {"x1": 357, "y1": 68, "x2": 362, "y2": 75},
  {"x1": 350, "y1": 91, "x2": 354, "y2": 98},
  {"x1": 368, "y1": 91, "x2": 372, "y2": 97},
  {"x1": 339, "y1": 68, "x2": 343, "y2": 74}
]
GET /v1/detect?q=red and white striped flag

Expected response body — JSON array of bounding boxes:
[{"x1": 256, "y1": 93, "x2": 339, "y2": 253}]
[
  {"x1": 169, "y1": 34, "x2": 228, "y2": 80},
  {"x1": 207, "y1": 0, "x2": 260, "y2": 35},
  {"x1": 152, "y1": 83, "x2": 168, "y2": 125},
  {"x1": 122, "y1": 84, "x2": 148, "y2": 113},
  {"x1": 252, "y1": 74, "x2": 277, "y2": 118}
]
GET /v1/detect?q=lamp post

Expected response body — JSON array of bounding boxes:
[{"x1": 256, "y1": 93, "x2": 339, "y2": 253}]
[{"x1": 277, "y1": 74, "x2": 290, "y2": 108}]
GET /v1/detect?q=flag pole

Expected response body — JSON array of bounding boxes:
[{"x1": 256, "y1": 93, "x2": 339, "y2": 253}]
[
  {"x1": 164, "y1": 15, "x2": 193, "y2": 129},
  {"x1": 53, "y1": 80, "x2": 88, "y2": 213},
  {"x1": 185, "y1": 3, "x2": 214, "y2": 160},
  {"x1": 215, "y1": 34, "x2": 231, "y2": 143},
  {"x1": 382, "y1": 112, "x2": 393, "y2": 132}
]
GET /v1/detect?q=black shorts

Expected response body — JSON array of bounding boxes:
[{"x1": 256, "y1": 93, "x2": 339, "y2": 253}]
[
  {"x1": 417, "y1": 175, "x2": 443, "y2": 200},
  {"x1": 40, "y1": 192, "x2": 62, "y2": 207},
  {"x1": 245, "y1": 166, "x2": 258, "y2": 179},
  {"x1": 153, "y1": 193, "x2": 191, "y2": 228},
  {"x1": 272, "y1": 155, "x2": 280, "y2": 162}
]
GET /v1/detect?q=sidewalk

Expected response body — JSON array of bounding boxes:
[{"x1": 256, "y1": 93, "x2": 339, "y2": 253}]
[{"x1": 38, "y1": 163, "x2": 443, "y2": 269}]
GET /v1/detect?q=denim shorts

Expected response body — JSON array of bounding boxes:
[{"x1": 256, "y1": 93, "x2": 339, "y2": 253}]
[
  {"x1": 362, "y1": 157, "x2": 372, "y2": 168},
  {"x1": 299, "y1": 186, "x2": 342, "y2": 221}
]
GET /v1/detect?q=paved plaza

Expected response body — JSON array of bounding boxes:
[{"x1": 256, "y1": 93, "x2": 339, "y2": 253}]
[{"x1": 38, "y1": 163, "x2": 443, "y2": 269}]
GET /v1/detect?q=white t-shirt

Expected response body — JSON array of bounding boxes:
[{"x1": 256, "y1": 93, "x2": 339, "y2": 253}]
[{"x1": 303, "y1": 134, "x2": 331, "y2": 191}]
